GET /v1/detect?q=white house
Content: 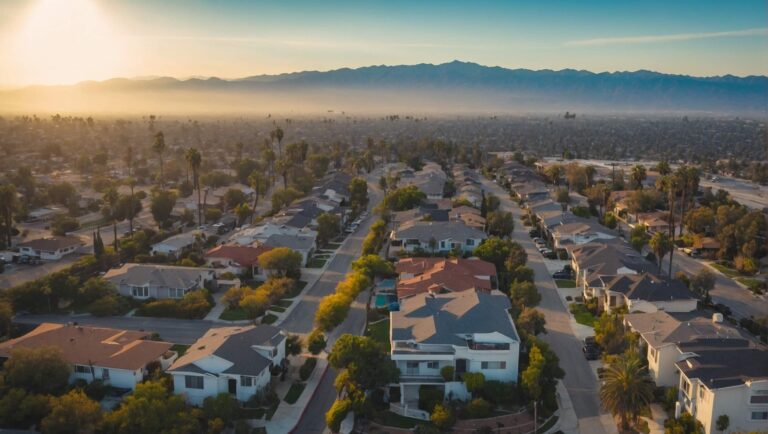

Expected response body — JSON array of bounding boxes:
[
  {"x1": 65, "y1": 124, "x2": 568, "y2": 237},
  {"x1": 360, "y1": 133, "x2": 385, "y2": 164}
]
[
  {"x1": 204, "y1": 244, "x2": 273, "y2": 278},
  {"x1": 169, "y1": 325, "x2": 286, "y2": 405},
  {"x1": 104, "y1": 263, "x2": 216, "y2": 300},
  {"x1": 17, "y1": 236, "x2": 83, "y2": 260},
  {"x1": 151, "y1": 231, "x2": 201, "y2": 257},
  {"x1": 675, "y1": 339, "x2": 768, "y2": 434},
  {"x1": 624, "y1": 311, "x2": 748, "y2": 387},
  {"x1": 389, "y1": 221, "x2": 486, "y2": 256},
  {"x1": 389, "y1": 290, "x2": 520, "y2": 419},
  {"x1": 550, "y1": 218, "x2": 617, "y2": 249},
  {"x1": 598, "y1": 273, "x2": 697, "y2": 314},
  {"x1": 0, "y1": 323, "x2": 176, "y2": 390}
]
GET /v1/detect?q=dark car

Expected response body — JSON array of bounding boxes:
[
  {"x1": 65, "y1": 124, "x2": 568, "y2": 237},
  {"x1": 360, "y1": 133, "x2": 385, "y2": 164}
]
[
  {"x1": 713, "y1": 303, "x2": 732, "y2": 317},
  {"x1": 552, "y1": 270, "x2": 572, "y2": 279},
  {"x1": 583, "y1": 344, "x2": 600, "y2": 360},
  {"x1": 528, "y1": 229, "x2": 540, "y2": 238}
]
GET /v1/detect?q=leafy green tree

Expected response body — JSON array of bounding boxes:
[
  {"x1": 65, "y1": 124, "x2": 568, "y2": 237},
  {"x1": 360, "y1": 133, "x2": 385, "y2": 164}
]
[
  {"x1": 3, "y1": 347, "x2": 71, "y2": 394},
  {"x1": 522, "y1": 346, "x2": 544, "y2": 421},
  {"x1": 463, "y1": 372, "x2": 485, "y2": 395},
  {"x1": 150, "y1": 189, "x2": 177, "y2": 227},
  {"x1": 307, "y1": 328, "x2": 327, "y2": 355},
  {"x1": 223, "y1": 188, "x2": 248, "y2": 210},
  {"x1": 600, "y1": 354, "x2": 654, "y2": 431},
  {"x1": 328, "y1": 334, "x2": 399, "y2": 397},
  {"x1": 202, "y1": 393, "x2": 238, "y2": 427},
  {"x1": 509, "y1": 280, "x2": 541, "y2": 308},
  {"x1": 315, "y1": 293, "x2": 352, "y2": 331},
  {"x1": 41, "y1": 389, "x2": 102, "y2": 434},
  {"x1": 690, "y1": 269, "x2": 715, "y2": 300},
  {"x1": 630, "y1": 164, "x2": 647, "y2": 190},
  {"x1": 101, "y1": 380, "x2": 202, "y2": 434},
  {"x1": 0, "y1": 388, "x2": 50, "y2": 428},
  {"x1": 664, "y1": 412, "x2": 704, "y2": 434},
  {"x1": 487, "y1": 211, "x2": 514, "y2": 237},
  {"x1": 349, "y1": 177, "x2": 369, "y2": 217},
  {"x1": 351, "y1": 254, "x2": 395, "y2": 279},
  {"x1": 286, "y1": 334, "x2": 303, "y2": 356},
  {"x1": 474, "y1": 237, "x2": 517, "y2": 271},
  {"x1": 271, "y1": 187, "x2": 303, "y2": 213},
  {"x1": 248, "y1": 170, "x2": 268, "y2": 223},
  {"x1": 234, "y1": 203, "x2": 252, "y2": 226},
  {"x1": 258, "y1": 247, "x2": 303, "y2": 278},
  {"x1": 0, "y1": 184, "x2": 17, "y2": 248},
  {"x1": 239, "y1": 289, "x2": 270, "y2": 319},
  {"x1": 383, "y1": 185, "x2": 426, "y2": 211},
  {"x1": 715, "y1": 414, "x2": 729, "y2": 433},
  {"x1": 517, "y1": 308, "x2": 547, "y2": 336},
  {"x1": 430, "y1": 404, "x2": 454, "y2": 430},
  {"x1": 317, "y1": 212, "x2": 341, "y2": 247},
  {"x1": 325, "y1": 398, "x2": 352, "y2": 433},
  {"x1": 595, "y1": 312, "x2": 628, "y2": 355}
]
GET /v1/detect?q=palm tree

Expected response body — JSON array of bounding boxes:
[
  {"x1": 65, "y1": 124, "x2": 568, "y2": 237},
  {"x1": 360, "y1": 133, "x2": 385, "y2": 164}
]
[
  {"x1": 677, "y1": 166, "x2": 701, "y2": 236},
  {"x1": 248, "y1": 170, "x2": 267, "y2": 223},
  {"x1": 186, "y1": 148, "x2": 203, "y2": 226},
  {"x1": 663, "y1": 174, "x2": 680, "y2": 277},
  {"x1": 631, "y1": 165, "x2": 647, "y2": 190},
  {"x1": 649, "y1": 231, "x2": 672, "y2": 273},
  {"x1": 102, "y1": 187, "x2": 120, "y2": 252},
  {"x1": 152, "y1": 131, "x2": 166, "y2": 188},
  {"x1": 123, "y1": 145, "x2": 136, "y2": 233},
  {"x1": 274, "y1": 126, "x2": 284, "y2": 158},
  {"x1": 0, "y1": 184, "x2": 17, "y2": 248},
  {"x1": 276, "y1": 158, "x2": 290, "y2": 189},
  {"x1": 600, "y1": 354, "x2": 654, "y2": 431}
]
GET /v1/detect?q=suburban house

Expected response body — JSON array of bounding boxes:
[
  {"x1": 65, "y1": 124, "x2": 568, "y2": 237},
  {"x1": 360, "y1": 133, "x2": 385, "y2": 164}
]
[
  {"x1": 151, "y1": 231, "x2": 201, "y2": 257},
  {"x1": 389, "y1": 290, "x2": 520, "y2": 419},
  {"x1": 597, "y1": 272, "x2": 697, "y2": 313},
  {"x1": 568, "y1": 241, "x2": 656, "y2": 300},
  {"x1": 169, "y1": 325, "x2": 286, "y2": 405},
  {"x1": 635, "y1": 211, "x2": 670, "y2": 234},
  {"x1": 24, "y1": 206, "x2": 67, "y2": 222},
  {"x1": 204, "y1": 244, "x2": 273, "y2": 278},
  {"x1": 228, "y1": 221, "x2": 316, "y2": 247},
  {"x1": 624, "y1": 311, "x2": 748, "y2": 387},
  {"x1": 395, "y1": 257, "x2": 497, "y2": 299},
  {"x1": 261, "y1": 233, "x2": 316, "y2": 266},
  {"x1": 389, "y1": 221, "x2": 487, "y2": 256},
  {"x1": 393, "y1": 207, "x2": 450, "y2": 228},
  {"x1": 457, "y1": 184, "x2": 483, "y2": 207},
  {"x1": 17, "y1": 236, "x2": 83, "y2": 260},
  {"x1": 0, "y1": 323, "x2": 176, "y2": 390},
  {"x1": 510, "y1": 182, "x2": 550, "y2": 202},
  {"x1": 312, "y1": 171, "x2": 352, "y2": 205},
  {"x1": 675, "y1": 338, "x2": 768, "y2": 434},
  {"x1": 550, "y1": 218, "x2": 618, "y2": 249},
  {"x1": 105, "y1": 263, "x2": 216, "y2": 300}
]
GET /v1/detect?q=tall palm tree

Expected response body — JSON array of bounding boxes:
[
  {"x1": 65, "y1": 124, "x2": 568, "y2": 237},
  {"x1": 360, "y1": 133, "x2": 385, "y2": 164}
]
[
  {"x1": 274, "y1": 126, "x2": 284, "y2": 158},
  {"x1": 649, "y1": 231, "x2": 672, "y2": 273},
  {"x1": 677, "y1": 166, "x2": 701, "y2": 236},
  {"x1": 123, "y1": 145, "x2": 136, "y2": 233},
  {"x1": 663, "y1": 174, "x2": 681, "y2": 278},
  {"x1": 600, "y1": 354, "x2": 654, "y2": 431},
  {"x1": 102, "y1": 187, "x2": 120, "y2": 252},
  {"x1": 0, "y1": 184, "x2": 17, "y2": 248},
  {"x1": 248, "y1": 169, "x2": 267, "y2": 223},
  {"x1": 152, "y1": 131, "x2": 166, "y2": 188},
  {"x1": 631, "y1": 165, "x2": 647, "y2": 190},
  {"x1": 186, "y1": 148, "x2": 203, "y2": 226}
]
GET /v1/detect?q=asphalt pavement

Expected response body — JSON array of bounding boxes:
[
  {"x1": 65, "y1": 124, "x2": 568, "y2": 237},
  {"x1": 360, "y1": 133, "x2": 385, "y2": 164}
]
[{"x1": 481, "y1": 178, "x2": 615, "y2": 434}]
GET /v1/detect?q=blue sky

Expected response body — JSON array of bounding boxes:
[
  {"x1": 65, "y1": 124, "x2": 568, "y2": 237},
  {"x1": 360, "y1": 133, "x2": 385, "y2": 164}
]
[{"x1": 0, "y1": 0, "x2": 765, "y2": 86}]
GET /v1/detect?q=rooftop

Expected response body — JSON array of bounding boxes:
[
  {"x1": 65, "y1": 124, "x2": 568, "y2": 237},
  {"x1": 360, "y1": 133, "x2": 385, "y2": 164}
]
[
  {"x1": 625, "y1": 311, "x2": 748, "y2": 348},
  {"x1": 204, "y1": 244, "x2": 273, "y2": 267},
  {"x1": 676, "y1": 338, "x2": 768, "y2": 389},
  {"x1": 18, "y1": 236, "x2": 82, "y2": 251},
  {"x1": 396, "y1": 257, "x2": 497, "y2": 299},
  {"x1": 104, "y1": 263, "x2": 213, "y2": 289}
]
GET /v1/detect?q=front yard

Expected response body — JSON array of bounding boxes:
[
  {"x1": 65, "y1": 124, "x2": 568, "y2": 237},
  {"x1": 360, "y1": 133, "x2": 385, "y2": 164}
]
[
  {"x1": 283, "y1": 382, "x2": 306, "y2": 404},
  {"x1": 366, "y1": 319, "x2": 390, "y2": 351},
  {"x1": 569, "y1": 303, "x2": 597, "y2": 327},
  {"x1": 555, "y1": 279, "x2": 576, "y2": 288}
]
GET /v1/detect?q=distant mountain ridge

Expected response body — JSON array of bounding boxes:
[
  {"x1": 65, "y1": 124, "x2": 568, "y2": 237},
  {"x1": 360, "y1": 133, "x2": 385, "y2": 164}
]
[{"x1": 6, "y1": 61, "x2": 767, "y2": 114}]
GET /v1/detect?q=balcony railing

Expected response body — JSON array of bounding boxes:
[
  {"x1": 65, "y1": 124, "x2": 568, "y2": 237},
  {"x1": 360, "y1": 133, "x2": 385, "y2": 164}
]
[{"x1": 468, "y1": 342, "x2": 510, "y2": 351}]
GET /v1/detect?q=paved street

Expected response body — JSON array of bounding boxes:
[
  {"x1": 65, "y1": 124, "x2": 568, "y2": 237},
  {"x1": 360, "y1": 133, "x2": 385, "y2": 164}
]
[{"x1": 481, "y1": 178, "x2": 615, "y2": 434}]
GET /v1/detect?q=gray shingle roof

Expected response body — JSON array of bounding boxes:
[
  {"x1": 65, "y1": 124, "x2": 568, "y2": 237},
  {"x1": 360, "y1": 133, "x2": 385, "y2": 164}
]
[
  {"x1": 263, "y1": 233, "x2": 316, "y2": 251},
  {"x1": 393, "y1": 221, "x2": 486, "y2": 243},
  {"x1": 676, "y1": 338, "x2": 768, "y2": 389},
  {"x1": 391, "y1": 290, "x2": 518, "y2": 346},
  {"x1": 104, "y1": 263, "x2": 213, "y2": 289},
  {"x1": 625, "y1": 311, "x2": 748, "y2": 348},
  {"x1": 570, "y1": 241, "x2": 656, "y2": 278},
  {"x1": 603, "y1": 273, "x2": 695, "y2": 302}
]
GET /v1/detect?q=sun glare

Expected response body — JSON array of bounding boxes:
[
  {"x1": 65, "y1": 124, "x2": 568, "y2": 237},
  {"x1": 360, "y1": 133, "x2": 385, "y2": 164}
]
[{"x1": 10, "y1": 0, "x2": 125, "y2": 86}]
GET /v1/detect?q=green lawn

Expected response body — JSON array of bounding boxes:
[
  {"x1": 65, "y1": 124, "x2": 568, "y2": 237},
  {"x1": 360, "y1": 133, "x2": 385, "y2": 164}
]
[
  {"x1": 284, "y1": 281, "x2": 307, "y2": 299},
  {"x1": 276, "y1": 299, "x2": 293, "y2": 308},
  {"x1": 377, "y1": 411, "x2": 423, "y2": 429},
  {"x1": 220, "y1": 307, "x2": 249, "y2": 321},
  {"x1": 569, "y1": 303, "x2": 597, "y2": 327},
  {"x1": 366, "y1": 319, "x2": 390, "y2": 351},
  {"x1": 268, "y1": 305, "x2": 286, "y2": 313},
  {"x1": 283, "y1": 382, "x2": 306, "y2": 404},
  {"x1": 327, "y1": 242, "x2": 342, "y2": 250},
  {"x1": 262, "y1": 313, "x2": 278, "y2": 324},
  {"x1": 710, "y1": 263, "x2": 740, "y2": 278},
  {"x1": 306, "y1": 258, "x2": 327, "y2": 268},
  {"x1": 555, "y1": 279, "x2": 576, "y2": 288},
  {"x1": 736, "y1": 277, "x2": 766, "y2": 294},
  {"x1": 170, "y1": 344, "x2": 190, "y2": 357}
]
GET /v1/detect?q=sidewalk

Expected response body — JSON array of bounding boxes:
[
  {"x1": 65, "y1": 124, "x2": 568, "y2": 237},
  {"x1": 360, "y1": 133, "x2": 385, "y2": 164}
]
[
  {"x1": 639, "y1": 403, "x2": 666, "y2": 434},
  {"x1": 203, "y1": 291, "x2": 227, "y2": 321},
  {"x1": 250, "y1": 356, "x2": 329, "y2": 433},
  {"x1": 556, "y1": 380, "x2": 579, "y2": 434}
]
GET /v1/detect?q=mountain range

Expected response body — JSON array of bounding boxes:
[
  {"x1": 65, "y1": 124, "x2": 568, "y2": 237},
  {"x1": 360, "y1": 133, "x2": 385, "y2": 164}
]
[{"x1": 3, "y1": 61, "x2": 766, "y2": 115}]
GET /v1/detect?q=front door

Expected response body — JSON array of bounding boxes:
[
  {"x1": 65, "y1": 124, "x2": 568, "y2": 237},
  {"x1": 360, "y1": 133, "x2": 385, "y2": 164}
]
[
  {"x1": 455, "y1": 359, "x2": 467, "y2": 375},
  {"x1": 228, "y1": 378, "x2": 237, "y2": 395}
]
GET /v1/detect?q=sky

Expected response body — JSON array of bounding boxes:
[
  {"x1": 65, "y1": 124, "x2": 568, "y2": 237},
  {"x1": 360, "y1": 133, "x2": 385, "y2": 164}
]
[{"x1": 0, "y1": 0, "x2": 766, "y2": 87}]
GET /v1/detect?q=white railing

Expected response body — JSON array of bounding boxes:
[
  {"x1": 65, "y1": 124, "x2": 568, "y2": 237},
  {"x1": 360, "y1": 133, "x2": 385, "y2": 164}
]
[{"x1": 389, "y1": 403, "x2": 430, "y2": 421}]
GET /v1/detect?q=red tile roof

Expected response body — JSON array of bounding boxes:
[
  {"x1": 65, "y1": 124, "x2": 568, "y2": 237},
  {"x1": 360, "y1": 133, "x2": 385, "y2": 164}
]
[
  {"x1": 204, "y1": 244, "x2": 274, "y2": 267},
  {"x1": 396, "y1": 257, "x2": 497, "y2": 299}
]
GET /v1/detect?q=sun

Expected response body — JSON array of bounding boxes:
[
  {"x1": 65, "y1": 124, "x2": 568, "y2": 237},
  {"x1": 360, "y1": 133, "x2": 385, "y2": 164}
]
[{"x1": 10, "y1": 0, "x2": 126, "y2": 86}]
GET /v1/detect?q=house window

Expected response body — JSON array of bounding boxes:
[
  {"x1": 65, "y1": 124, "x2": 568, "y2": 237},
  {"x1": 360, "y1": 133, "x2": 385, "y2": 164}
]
[
  {"x1": 750, "y1": 390, "x2": 768, "y2": 404},
  {"x1": 240, "y1": 376, "x2": 254, "y2": 387},
  {"x1": 168, "y1": 288, "x2": 185, "y2": 299},
  {"x1": 406, "y1": 361, "x2": 419, "y2": 368},
  {"x1": 698, "y1": 386, "x2": 706, "y2": 400},
  {"x1": 75, "y1": 365, "x2": 92, "y2": 374},
  {"x1": 131, "y1": 286, "x2": 149, "y2": 298},
  {"x1": 466, "y1": 239, "x2": 475, "y2": 246},
  {"x1": 682, "y1": 379, "x2": 691, "y2": 397},
  {"x1": 102, "y1": 369, "x2": 110, "y2": 380},
  {"x1": 426, "y1": 361, "x2": 439, "y2": 370},
  {"x1": 185, "y1": 375, "x2": 204, "y2": 389},
  {"x1": 481, "y1": 361, "x2": 506, "y2": 369},
  {"x1": 750, "y1": 411, "x2": 768, "y2": 421},
  {"x1": 271, "y1": 347, "x2": 278, "y2": 358}
]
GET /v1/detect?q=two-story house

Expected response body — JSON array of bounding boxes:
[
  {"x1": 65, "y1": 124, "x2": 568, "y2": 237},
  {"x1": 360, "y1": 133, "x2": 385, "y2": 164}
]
[
  {"x1": 389, "y1": 290, "x2": 520, "y2": 419},
  {"x1": 625, "y1": 311, "x2": 748, "y2": 387},
  {"x1": 169, "y1": 325, "x2": 286, "y2": 405},
  {"x1": 598, "y1": 272, "x2": 697, "y2": 314},
  {"x1": 389, "y1": 221, "x2": 486, "y2": 256},
  {"x1": 104, "y1": 263, "x2": 216, "y2": 300},
  {"x1": 675, "y1": 339, "x2": 768, "y2": 434},
  {"x1": 0, "y1": 323, "x2": 176, "y2": 390},
  {"x1": 395, "y1": 257, "x2": 497, "y2": 299},
  {"x1": 550, "y1": 218, "x2": 617, "y2": 249}
]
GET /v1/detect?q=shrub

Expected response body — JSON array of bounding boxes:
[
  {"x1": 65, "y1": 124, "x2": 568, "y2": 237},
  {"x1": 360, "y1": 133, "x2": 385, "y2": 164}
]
[
  {"x1": 466, "y1": 398, "x2": 492, "y2": 419},
  {"x1": 307, "y1": 329, "x2": 327, "y2": 355},
  {"x1": 87, "y1": 295, "x2": 121, "y2": 316},
  {"x1": 299, "y1": 357, "x2": 317, "y2": 381},
  {"x1": 418, "y1": 386, "x2": 444, "y2": 412},
  {"x1": 203, "y1": 393, "x2": 239, "y2": 426},
  {"x1": 325, "y1": 398, "x2": 352, "y2": 433},
  {"x1": 440, "y1": 365, "x2": 455, "y2": 382},
  {"x1": 734, "y1": 255, "x2": 758, "y2": 275},
  {"x1": 480, "y1": 380, "x2": 519, "y2": 406},
  {"x1": 463, "y1": 372, "x2": 486, "y2": 394},
  {"x1": 430, "y1": 404, "x2": 454, "y2": 430}
]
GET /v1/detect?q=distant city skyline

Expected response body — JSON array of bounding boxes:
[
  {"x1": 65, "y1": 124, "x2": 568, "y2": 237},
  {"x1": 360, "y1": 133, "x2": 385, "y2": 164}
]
[{"x1": 0, "y1": 0, "x2": 766, "y2": 87}]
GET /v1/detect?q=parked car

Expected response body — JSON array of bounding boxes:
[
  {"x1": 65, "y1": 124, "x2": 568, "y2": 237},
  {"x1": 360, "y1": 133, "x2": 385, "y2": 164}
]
[
  {"x1": 552, "y1": 270, "x2": 572, "y2": 279},
  {"x1": 713, "y1": 303, "x2": 732, "y2": 317},
  {"x1": 545, "y1": 251, "x2": 558, "y2": 260},
  {"x1": 528, "y1": 229, "x2": 540, "y2": 237},
  {"x1": 532, "y1": 237, "x2": 544, "y2": 244},
  {"x1": 583, "y1": 337, "x2": 600, "y2": 360}
]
